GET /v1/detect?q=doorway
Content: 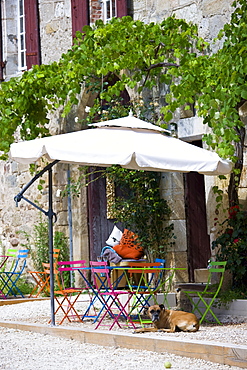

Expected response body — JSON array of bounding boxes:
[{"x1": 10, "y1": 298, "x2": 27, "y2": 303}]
[{"x1": 184, "y1": 140, "x2": 211, "y2": 282}]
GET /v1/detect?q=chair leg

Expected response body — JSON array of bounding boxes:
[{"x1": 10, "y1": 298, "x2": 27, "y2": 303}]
[
  {"x1": 52, "y1": 293, "x2": 83, "y2": 325},
  {"x1": 29, "y1": 272, "x2": 49, "y2": 298},
  {"x1": 94, "y1": 296, "x2": 121, "y2": 329},
  {"x1": 0, "y1": 273, "x2": 24, "y2": 298},
  {"x1": 95, "y1": 294, "x2": 136, "y2": 330},
  {"x1": 109, "y1": 296, "x2": 136, "y2": 330},
  {"x1": 184, "y1": 292, "x2": 205, "y2": 320},
  {"x1": 197, "y1": 293, "x2": 222, "y2": 325}
]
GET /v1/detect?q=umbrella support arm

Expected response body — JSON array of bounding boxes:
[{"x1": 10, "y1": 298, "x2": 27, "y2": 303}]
[
  {"x1": 14, "y1": 160, "x2": 60, "y2": 208},
  {"x1": 13, "y1": 159, "x2": 60, "y2": 327},
  {"x1": 16, "y1": 195, "x2": 57, "y2": 222}
]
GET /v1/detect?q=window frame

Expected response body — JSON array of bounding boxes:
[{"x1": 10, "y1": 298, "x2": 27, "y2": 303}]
[
  {"x1": 17, "y1": 0, "x2": 26, "y2": 71},
  {"x1": 102, "y1": 0, "x2": 116, "y2": 23}
]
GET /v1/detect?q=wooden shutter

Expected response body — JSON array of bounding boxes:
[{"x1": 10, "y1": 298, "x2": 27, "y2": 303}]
[
  {"x1": 116, "y1": 0, "x2": 128, "y2": 17},
  {"x1": 0, "y1": 3, "x2": 4, "y2": 80},
  {"x1": 184, "y1": 141, "x2": 211, "y2": 282},
  {"x1": 71, "y1": 0, "x2": 89, "y2": 40},
  {"x1": 24, "y1": 0, "x2": 41, "y2": 69}
]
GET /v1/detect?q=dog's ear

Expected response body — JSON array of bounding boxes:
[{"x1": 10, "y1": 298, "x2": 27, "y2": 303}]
[{"x1": 159, "y1": 304, "x2": 165, "y2": 311}]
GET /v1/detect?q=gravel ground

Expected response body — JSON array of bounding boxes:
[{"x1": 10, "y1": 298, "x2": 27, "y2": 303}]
[{"x1": 0, "y1": 298, "x2": 246, "y2": 370}]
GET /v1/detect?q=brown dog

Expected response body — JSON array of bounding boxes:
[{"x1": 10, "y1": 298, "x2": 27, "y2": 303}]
[{"x1": 135, "y1": 304, "x2": 200, "y2": 333}]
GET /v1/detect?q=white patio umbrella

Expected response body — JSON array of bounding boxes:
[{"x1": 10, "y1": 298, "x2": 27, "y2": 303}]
[
  {"x1": 9, "y1": 114, "x2": 232, "y2": 326},
  {"x1": 10, "y1": 114, "x2": 231, "y2": 175}
]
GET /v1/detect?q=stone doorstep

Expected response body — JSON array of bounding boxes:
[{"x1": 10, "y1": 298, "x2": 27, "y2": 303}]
[
  {"x1": 192, "y1": 298, "x2": 247, "y2": 318},
  {"x1": 0, "y1": 320, "x2": 246, "y2": 368}
]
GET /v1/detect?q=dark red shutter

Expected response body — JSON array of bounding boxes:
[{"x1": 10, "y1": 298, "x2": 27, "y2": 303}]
[
  {"x1": 116, "y1": 0, "x2": 128, "y2": 17},
  {"x1": 24, "y1": 0, "x2": 41, "y2": 69},
  {"x1": 0, "y1": 2, "x2": 4, "y2": 80},
  {"x1": 71, "y1": 0, "x2": 89, "y2": 40}
]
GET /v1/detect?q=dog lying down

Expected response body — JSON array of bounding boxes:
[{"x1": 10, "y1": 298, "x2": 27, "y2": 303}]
[{"x1": 135, "y1": 304, "x2": 200, "y2": 333}]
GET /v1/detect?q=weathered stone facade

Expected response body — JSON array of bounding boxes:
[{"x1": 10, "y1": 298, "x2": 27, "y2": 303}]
[{"x1": 1, "y1": 0, "x2": 243, "y2": 284}]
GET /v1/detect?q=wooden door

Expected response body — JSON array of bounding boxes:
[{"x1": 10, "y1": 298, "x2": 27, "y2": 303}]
[
  {"x1": 87, "y1": 168, "x2": 120, "y2": 261},
  {"x1": 184, "y1": 141, "x2": 211, "y2": 281}
]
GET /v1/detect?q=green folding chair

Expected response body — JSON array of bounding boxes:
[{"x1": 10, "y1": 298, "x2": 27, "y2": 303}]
[
  {"x1": 176, "y1": 261, "x2": 227, "y2": 325},
  {"x1": 0, "y1": 249, "x2": 29, "y2": 298}
]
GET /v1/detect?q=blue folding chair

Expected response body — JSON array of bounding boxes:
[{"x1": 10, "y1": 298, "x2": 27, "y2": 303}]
[
  {"x1": 81, "y1": 261, "x2": 116, "y2": 323},
  {"x1": 0, "y1": 249, "x2": 29, "y2": 298}
]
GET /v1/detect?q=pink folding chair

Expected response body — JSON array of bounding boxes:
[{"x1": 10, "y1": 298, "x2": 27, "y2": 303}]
[{"x1": 90, "y1": 261, "x2": 136, "y2": 330}]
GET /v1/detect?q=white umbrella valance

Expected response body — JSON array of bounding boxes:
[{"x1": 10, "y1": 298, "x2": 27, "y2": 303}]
[{"x1": 10, "y1": 116, "x2": 232, "y2": 175}]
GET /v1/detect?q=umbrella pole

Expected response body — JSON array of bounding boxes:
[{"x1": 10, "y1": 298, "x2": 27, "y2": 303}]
[
  {"x1": 14, "y1": 160, "x2": 59, "y2": 326},
  {"x1": 48, "y1": 166, "x2": 55, "y2": 326},
  {"x1": 67, "y1": 165, "x2": 74, "y2": 287}
]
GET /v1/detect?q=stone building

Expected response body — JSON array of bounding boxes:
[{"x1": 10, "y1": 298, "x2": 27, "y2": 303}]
[{"x1": 0, "y1": 0, "x2": 242, "y2": 284}]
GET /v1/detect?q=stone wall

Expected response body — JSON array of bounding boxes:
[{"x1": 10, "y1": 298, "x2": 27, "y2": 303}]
[
  {"x1": 134, "y1": 0, "x2": 233, "y2": 43},
  {"x1": 39, "y1": 0, "x2": 72, "y2": 64},
  {"x1": 1, "y1": 0, "x2": 18, "y2": 78}
]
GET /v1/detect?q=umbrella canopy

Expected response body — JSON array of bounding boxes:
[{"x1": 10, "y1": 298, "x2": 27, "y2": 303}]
[{"x1": 10, "y1": 115, "x2": 232, "y2": 175}]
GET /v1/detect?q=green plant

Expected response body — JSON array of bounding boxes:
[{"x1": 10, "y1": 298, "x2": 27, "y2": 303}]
[
  {"x1": 106, "y1": 166, "x2": 175, "y2": 261},
  {"x1": 216, "y1": 288, "x2": 247, "y2": 309},
  {"x1": 21, "y1": 213, "x2": 70, "y2": 288},
  {"x1": 212, "y1": 205, "x2": 247, "y2": 294},
  {"x1": 31, "y1": 215, "x2": 49, "y2": 271},
  {"x1": 13, "y1": 277, "x2": 34, "y2": 296}
]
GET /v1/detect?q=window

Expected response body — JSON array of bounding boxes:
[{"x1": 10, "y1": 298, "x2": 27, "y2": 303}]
[
  {"x1": 102, "y1": 0, "x2": 116, "y2": 23},
  {"x1": 17, "y1": 0, "x2": 26, "y2": 71}
]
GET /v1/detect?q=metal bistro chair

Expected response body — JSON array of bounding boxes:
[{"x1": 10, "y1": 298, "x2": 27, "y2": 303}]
[
  {"x1": 90, "y1": 261, "x2": 136, "y2": 330},
  {"x1": 28, "y1": 248, "x2": 60, "y2": 298},
  {"x1": 57, "y1": 259, "x2": 93, "y2": 322},
  {"x1": 0, "y1": 249, "x2": 29, "y2": 298},
  {"x1": 126, "y1": 262, "x2": 164, "y2": 325},
  {"x1": 176, "y1": 261, "x2": 227, "y2": 325},
  {"x1": 0, "y1": 248, "x2": 19, "y2": 298},
  {"x1": 0, "y1": 248, "x2": 18, "y2": 272},
  {"x1": 43, "y1": 260, "x2": 86, "y2": 325}
]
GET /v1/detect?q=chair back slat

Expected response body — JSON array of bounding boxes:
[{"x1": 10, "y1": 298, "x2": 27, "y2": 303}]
[
  {"x1": 42, "y1": 262, "x2": 62, "y2": 290},
  {"x1": 90, "y1": 261, "x2": 112, "y2": 290},
  {"x1": 6, "y1": 248, "x2": 18, "y2": 257},
  {"x1": 155, "y1": 258, "x2": 166, "y2": 267},
  {"x1": 0, "y1": 248, "x2": 19, "y2": 272},
  {"x1": 208, "y1": 261, "x2": 227, "y2": 275},
  {"x1": 53, "y1": 248, "x2": 60, "y2": 261},
  {"x1": 57, "y1": 260, "x2": 87, "y2": 289},
  {"x1": 11, "y1": 249, "x2": 29, "y2": 273},
  {"x1": 128, "y1": 262, "x2": 161, "y2": 274},
  {"x1": 57, "y1": 260, "x2": 86, "y2": 272}
]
